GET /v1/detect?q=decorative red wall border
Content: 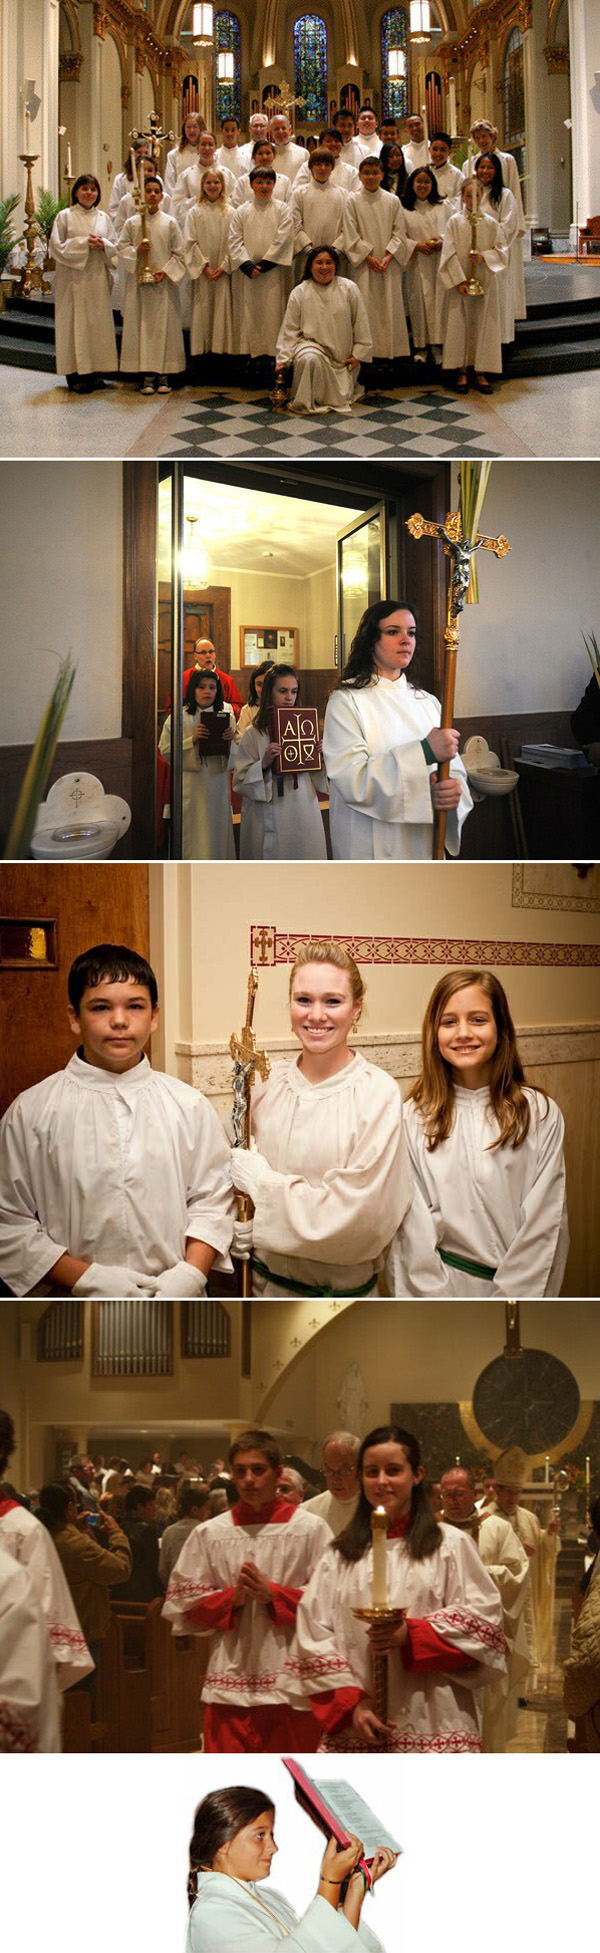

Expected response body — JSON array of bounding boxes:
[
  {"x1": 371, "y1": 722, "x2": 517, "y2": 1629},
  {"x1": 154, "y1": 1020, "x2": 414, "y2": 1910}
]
[{"x1": 250, "y1": 926, "x2": 600, "y2": 969}]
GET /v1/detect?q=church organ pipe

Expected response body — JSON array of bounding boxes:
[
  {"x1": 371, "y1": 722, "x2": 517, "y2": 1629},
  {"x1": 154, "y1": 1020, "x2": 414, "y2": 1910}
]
[
  {"x1": 169, "y1": 462, "x2": 185, "y2": 861},
  {"x1": 93, "y1": 1301, "x2": 173, "y2": 1377},
  {"x1": 38, "y1": 1299, "x2": 83, "y2": 1363},
  {"x1": 182, "y1": 1299, "x2": 231, "y2": 1359}
]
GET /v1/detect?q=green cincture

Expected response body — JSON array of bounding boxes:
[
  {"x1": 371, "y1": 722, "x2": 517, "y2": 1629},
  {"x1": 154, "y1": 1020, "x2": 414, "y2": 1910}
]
[
  {"x1": 252, "y1": 1257, "x2": 378, "y2": 1299},
  {"x1": 439, "y1": 1248, "x2": 496, "y2": 1281}
]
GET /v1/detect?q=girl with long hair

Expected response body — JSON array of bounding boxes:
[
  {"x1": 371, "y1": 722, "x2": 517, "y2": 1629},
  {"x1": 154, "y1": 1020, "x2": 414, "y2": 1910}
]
[
  {"x1": 386, "y1": 968, "x2": 569, "y2": 1298},
  {"x1": 401, "y1": 168, "x2": 448, "y2": 366},
  {"x1": 184, "y1": 169, "x2": 234, "y2": 363},
  {"x1": 439, "y1": 177, "x2": 507, "y2": 392},
  {"x1": 50, "y1": 176, "x2": 118, "y2": 392},
  {"x1": 186, "y1": 1785, "x2": 395, "y2": 1950},
  {"x1": 276, "y1": 246, "x2": 372, "y2": 414},
  {"x1": 474, "y1": 154, "x2": 520, "y2": 345},
  {"x1": 164, "y1": 112, "x2": 202, "y2": 197},
  {"x1": 159, "y1": 667, "x2": 237, "y2": 859},
  {"x1": 236, "y1": 660, "x2": 276, "y2": 738},
  {"x1": 288, "y1": 1424, "x2": 505, "y2": 1753},
  {"x1": 232, "y1": 665, "x2": 327, "y2": 859},
  {"x1": 322, "y1": 599, "x2": 472, "y2": 860},
  {"x1": 230, "y1": 941, "x2": 412, "y2": 1298}
]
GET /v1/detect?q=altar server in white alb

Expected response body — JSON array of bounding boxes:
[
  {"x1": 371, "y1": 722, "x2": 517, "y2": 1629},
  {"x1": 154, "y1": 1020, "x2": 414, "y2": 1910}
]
[
  {"x1": 276, "y1": 247, "x2": 372, "y2": 416},
  {"x1": 230, "y1": 941, "x2": 412, "y2": 1299},
  {"x1": 186, "y1": 1786, "x2": 394, "y2": 1953},
  {"x1": 159, "y1": 666, "x2": 237, "y2": 859},
  {"x1": 439, "y1": 177, "x2": 507, "y2": 389},
  {"x1": 183, "y1": 170, "x2": 233, "y2": 359},
  {"x1": 467, "y1": 119, "x2": 526, "y2": 323},
  {"x1": 164, "y1": 1429, "x2": 330, "y2": 1753},
  {"x1": 291, "y1": 147, "x2": 346, "y2": 278},
  {"x1": 118, "y1": 176, "x2": 185, "y2": 391},
  {"x1": 50, "y1": 175, "x2": 118, "y2": 391},
  {"x1": 484, "y1": 1448, "x2": 562, "y2": 1674},
  {"x1": 386, "y1": 970, "x2": 569, "y2": 1300},
  {"x1": 344, "y1": 156, "x2": 411, "y2": 359},
  {"x1": 0, "y1": 944, "x2": 235, "y2": 1300},
  {"x1": 439, "y1": 1465, "x2": 530, "y2": 1754},
  {"x1": 229, "y1": 169, "x2": 294, "y2": 357},
  {"x1": 0, "y1": 1409, "x2": 93, "y2": 1694},
  {"x1": 401, "y1": 167, "x2": 448, "y2": 364},
  {"x1": 286, "y1": 1425, "x2": 506, "y2": 1753},
  {"x1": 474, "y1": 153, "x2": 521, "y2": 345},
  {"x1": 233, "y1": 665, "x2": 327, "y2": 860},
  {"x1": 322, "y1": 600, "x2": 472, "y2": 861},
  {"x1": 0, "y1": 1544, "x2": 61, "y2": 1752},
  {"x1": 164, "y1": 114, "x2": 202, "y2": 197}
]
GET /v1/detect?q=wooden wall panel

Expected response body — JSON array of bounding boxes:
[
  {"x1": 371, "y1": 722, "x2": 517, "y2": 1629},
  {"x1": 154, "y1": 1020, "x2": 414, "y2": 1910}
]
[{"x1": 0, "y1": 864, "x2": 149, "y2": 1114}]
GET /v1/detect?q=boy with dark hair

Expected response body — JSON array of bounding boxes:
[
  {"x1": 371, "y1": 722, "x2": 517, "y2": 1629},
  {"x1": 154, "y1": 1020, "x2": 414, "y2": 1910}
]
[{"x1": 0, "y1": 943, "x2": 234, "y2": 1298}]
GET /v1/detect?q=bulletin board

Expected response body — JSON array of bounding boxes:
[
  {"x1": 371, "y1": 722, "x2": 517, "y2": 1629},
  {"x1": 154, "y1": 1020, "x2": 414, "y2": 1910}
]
[{"x1": 239, "y1": 626, "x2": 299, "y2": 668}]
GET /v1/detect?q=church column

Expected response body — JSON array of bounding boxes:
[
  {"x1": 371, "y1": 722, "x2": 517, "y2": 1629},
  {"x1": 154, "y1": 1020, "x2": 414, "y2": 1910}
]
[
  {"x1": 89, "y1": 5, "x2": 106, "y2": 178},
  {"x1": 4, "y1": 0, "x2": 61, "y2": 200},
  {"x1": 520, "y1": 2, "x2": 540, "y2": 225},
  {"x1": 568, "y1": 0, "x2": 600, "y2": 238}
]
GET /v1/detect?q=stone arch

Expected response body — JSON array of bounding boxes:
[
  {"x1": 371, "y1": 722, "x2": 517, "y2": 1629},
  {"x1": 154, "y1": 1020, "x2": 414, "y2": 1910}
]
[
  {"x1": 252, "y1": 1300, "x2": 357, "y2": 1422},
  {"x1": 59, "y1": 0, "x2": 82, "y2": 55}
]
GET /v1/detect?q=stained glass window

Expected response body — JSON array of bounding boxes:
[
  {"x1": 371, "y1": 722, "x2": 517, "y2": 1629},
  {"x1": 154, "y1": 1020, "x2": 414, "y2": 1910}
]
[
  {"x1": 294, "y1": 16, "x2": 328, "y2": 125},
  {"x1": 381, "y1": 10, "x2": 408, "y2": 123},
  {"x1": 215, "y1": 11, "x2": 242, "y2": 127},
  {"x1": 503, "y1": 26, "x2": 524, "y2": 148}
]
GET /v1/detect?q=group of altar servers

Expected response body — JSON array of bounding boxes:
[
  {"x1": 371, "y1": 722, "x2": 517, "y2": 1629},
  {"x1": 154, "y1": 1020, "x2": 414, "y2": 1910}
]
[
  {"x1": 0, "y1": 1411, "x2": 572, "y2": 1755},
  {"x1": 0, "y1": 938, "x2": 569, "y2": 1309},
  {"x1": 49, "y1": 107, "x2": 526, "y2": 399}
]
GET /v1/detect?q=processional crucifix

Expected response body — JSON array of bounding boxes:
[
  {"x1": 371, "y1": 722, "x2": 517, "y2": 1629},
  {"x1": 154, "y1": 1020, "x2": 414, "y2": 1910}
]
[
  {"x1": 406, "y1": 503, "x2": 511, "y2": 859},
  {"x1": 230, "y1": 970, "x2": 270, "y2": 1298}
]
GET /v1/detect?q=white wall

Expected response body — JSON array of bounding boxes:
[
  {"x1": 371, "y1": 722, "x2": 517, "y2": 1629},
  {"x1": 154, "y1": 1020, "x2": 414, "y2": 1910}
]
[
  {"x1": 450, "y1": 462, "x2": 600, "y2": 716},
  {"x1": 209, "y1": 561, "x2": 307, "y2": 667},
  {"x1": 1, "y1": 462, "x2": 123, "y2": 744}
]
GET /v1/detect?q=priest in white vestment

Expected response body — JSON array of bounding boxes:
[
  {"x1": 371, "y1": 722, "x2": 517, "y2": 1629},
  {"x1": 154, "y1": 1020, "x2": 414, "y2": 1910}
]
[
  {"x1": 0, "y1": 1545, "x2": 61, "y2": 1752},
  {"x1": 303, "y1": 1433, "x2": 361, "y2": 1537},
  {"x1": 485, "y1": 1449, "x2": 561, "y2": 1675},
  {"x1": 322, "y1": 601, "x2": 472, "y2": 861},
  {"x1": 439, "y1": 1467, "x2": 530, "y2": 1752}
]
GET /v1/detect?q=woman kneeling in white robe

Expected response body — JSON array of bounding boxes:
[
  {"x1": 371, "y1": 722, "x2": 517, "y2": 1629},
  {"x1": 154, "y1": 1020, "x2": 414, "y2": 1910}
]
[
  {"x1": 276, "y1": 246, "x2": 372, "y2": 414},
  {"x1": 386, "y1": 968, "x2": 569, "y2": 1300},
  {"x1": 230, "y1": 940, "x2": 412, "y2": 1298},
  {"x1": 286, "y1": 1425, "x2": 506, "y2": 1753},
  {"x1": 322, "y1": 600, "x2": 472, "y2": 861},
  {"x1": 439, "y1": 178, "x2": 507, "y2": 388},
  {"x1": 186, "y1": 1786, "x2": 394, "y2": 1952},
  {"x1": 50, "y1": 175, "x2": 118, "y2": 390},
  {"x1": 233, "y1": 664, "x2": 327, "y2": 861},
  {"x1": 159, "y1": 667, "x2": 237, "y2": 860}
]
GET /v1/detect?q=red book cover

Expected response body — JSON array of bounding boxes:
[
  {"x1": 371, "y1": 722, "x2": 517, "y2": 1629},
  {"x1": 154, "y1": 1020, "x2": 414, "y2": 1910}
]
[
  {"x1": 268, "y1": 705, "x2": 321, "y2": 774},
  {"x1": 282, "y1": 1758, "x2": 401, "y2": 1886}
]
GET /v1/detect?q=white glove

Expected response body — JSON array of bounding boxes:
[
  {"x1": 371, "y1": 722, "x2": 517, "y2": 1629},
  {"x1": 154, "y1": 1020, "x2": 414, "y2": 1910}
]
[
  {"x1": 231, "y1": 1219, "x2": 254, "y2": 1262},
  {"x1": 73, "y1": 1264, "x2": 156, "y2": 1298},
  {"x1": 230, "y1": 1146, "x2": 273, "y2": 1205},
  {"x1": 152, "y1": 1263, "x2": 207, "y2": 1297}
]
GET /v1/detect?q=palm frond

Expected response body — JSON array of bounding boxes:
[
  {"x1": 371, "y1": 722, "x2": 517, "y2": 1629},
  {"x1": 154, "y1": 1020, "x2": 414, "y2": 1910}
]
[
  {"x1": 4, "y1": 655, "x2": 77, "y2": 859},
  {"x1": 582, "y1": 631, "x2": 600, "y2": 693},
  {"x1": 459, "y1": 460, "x2": 493, "y2": 604}
]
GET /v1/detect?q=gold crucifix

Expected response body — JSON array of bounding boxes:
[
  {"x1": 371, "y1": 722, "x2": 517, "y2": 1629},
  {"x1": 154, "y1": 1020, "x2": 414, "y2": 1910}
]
[
  {"x1": 230, "y1": 970, "x2": 270, "y2": 1298},
  {"x1": 406, "y1": 506, "x2": 510, "y2": 860}
]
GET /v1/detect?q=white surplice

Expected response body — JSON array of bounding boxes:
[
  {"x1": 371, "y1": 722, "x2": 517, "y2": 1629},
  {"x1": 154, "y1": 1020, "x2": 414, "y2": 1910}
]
[
  {"x1": 0, "y1": 1500, "x2": 93, "y2": 1689},
  {"x1": 50, "y1": 207, "x2": 118, "y2": 375},
  {"x1": 0, "y1": 1052, "x2": 235, "y2": 1295},
  {"x1": 183, "y1": 204, "x2": 233, "y2": 355},
  {"x1": 403, "y1": 201, "x2": 450, "y2": 347},
  {"x1": 228, "y1": 199, "x2": 294, "y2": 353},
  {"x1": 232, "y1": 724, "x2": 327, "y2": 859},
  {"x1": 286, "y1": 1526, "x2": 506, "y2": 1752},
  {"x1": 163, "y1": 1506, "x2": 331, "y2": 1704},
  {"x1": 439, "y1": 210, "x2": 507, "y2": 372},
  {"x1": 0, "y1": 1546, "x2": 61, "y2": 1753},
  {"x1": 159, "y1": 704, "x2": 237, "y2": 857},
  {"x1": 322, "y1": 674, "x2": 472, "y2": 861},
  {"x1": 244, "y1": 1053, "x2": 412, "y2": 1296},
  {"x1": 477, "y1": 1513, "x2": 530, "y2": 1752},
  {"x1": 118, "y1": 210, "x2": 185, "y2": 372},
  {"x1": 291, "y1": 181, "x2": 346, "y2": 271},
  {"x1": 385, "y1": 1086, "x2": 569, "y2": 1300},
  {"x1": 187, "y1": 1873, "x2": 383, "y2": 1953},
  {"x1": 343, "y1": 189, "x2": 410, "y2": 356},
  {"x1": 276, "y1": 279, "x2": 372, "y2": 414}
]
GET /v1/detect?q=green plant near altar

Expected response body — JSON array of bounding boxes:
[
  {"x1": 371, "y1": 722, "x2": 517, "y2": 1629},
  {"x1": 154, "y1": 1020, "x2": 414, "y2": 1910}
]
[
  {"x1": 35, "y1": 187, "x2": 68, "y2": 266},
  {"x1": 0, "y1": 193, "x2": 21, "y2": 284}
]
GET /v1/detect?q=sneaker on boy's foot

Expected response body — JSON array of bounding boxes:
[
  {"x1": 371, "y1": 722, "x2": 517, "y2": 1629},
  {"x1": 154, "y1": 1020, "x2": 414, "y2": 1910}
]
[
  {"x1": 156, "y1": 377, "x2": 171, "y2": 393},
  {"x1": 140, "y1": 376, "x2": 155, "y2": 394}
]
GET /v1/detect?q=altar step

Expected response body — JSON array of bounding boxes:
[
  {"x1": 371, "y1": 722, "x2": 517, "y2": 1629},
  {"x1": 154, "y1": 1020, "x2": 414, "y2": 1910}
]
[{"x1": 508, "y1": 286, "x2": 600, "y2": 377}]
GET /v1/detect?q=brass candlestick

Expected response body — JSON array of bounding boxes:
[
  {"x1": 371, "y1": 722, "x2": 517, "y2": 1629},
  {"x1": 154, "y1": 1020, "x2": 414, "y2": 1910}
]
[
  {"x1": 230, "y1": 970, "x2": 270, "y2": 1298},
  {"x1": 352, "y1": 1605, "x2": 406, "y2": 1734},
  {"x1": 465, "y1": 208, "x2": 485, "y2": 298},
  {"x1": 12, "y1": 153, "x2": 46, "y2": 298},
  {"x1": 269, "y1": 367, "x2": 289, "y2": 412},
  {"x1": 135, "y1": 191, "x2": 156, "y2": 286}
]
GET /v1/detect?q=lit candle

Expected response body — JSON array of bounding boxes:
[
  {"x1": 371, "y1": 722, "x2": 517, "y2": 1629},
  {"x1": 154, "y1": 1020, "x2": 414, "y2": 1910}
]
[
  {"x1": 421, "y1": 101, "x2": 428, "y2": 146},
  {"x1": 130, "y1": 146, "x2": 139, "y2": 193},
  {"x1": 371, "y1": 1505, "x2": 388, "y2": 1608},
  {"x1": 25, "y1": 105, "x2": 31, "y2": 150},
  {"x1": 449, "y1": 78, "x2": 457, "y2": 141},
  {"x1": 66, "y1": 141, "x2": 72, "y2": 176},
  {"x1": 586, "y1": 1456, "x2": 591, "y2": 1495},
  {"x1": 467, "y1": 136, "x2": 473, "y2": 180},
  {"x1": 545, "y1": 1454, "x2": 550, "y2": 1484}
]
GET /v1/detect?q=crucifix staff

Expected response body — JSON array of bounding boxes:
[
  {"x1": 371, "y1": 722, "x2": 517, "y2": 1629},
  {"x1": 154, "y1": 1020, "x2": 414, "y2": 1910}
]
[
  {"x1": 406, "y1": 507, "x2": 510, "y2": 859},
  {"x1": 230, "y1": 969, "x2": 270, "y2": 1298}
]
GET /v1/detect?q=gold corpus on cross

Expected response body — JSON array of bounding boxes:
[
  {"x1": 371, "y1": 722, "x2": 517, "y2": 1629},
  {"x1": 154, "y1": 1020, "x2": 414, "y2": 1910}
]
[
  {"x1": 230, "y1": 970, "x2": 270, "y2": 1298},
  {"x1": 406, "y1": 509, "x2": 510, "y2": 860}
]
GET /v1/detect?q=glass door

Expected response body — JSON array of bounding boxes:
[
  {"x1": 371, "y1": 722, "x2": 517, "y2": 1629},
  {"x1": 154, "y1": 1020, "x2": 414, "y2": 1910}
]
[{"x1": 336, "y1": 503, "x2": 387, "y2": 672}]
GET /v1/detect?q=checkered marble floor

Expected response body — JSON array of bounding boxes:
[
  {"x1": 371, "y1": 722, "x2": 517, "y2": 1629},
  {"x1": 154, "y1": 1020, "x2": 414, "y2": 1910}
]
[{"x1": 160, "y1": 388, "x2": 502, "y2": 459}]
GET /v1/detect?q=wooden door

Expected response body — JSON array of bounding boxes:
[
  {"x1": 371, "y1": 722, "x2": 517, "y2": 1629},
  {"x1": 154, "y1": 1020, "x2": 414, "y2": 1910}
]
[
  {"x1": 0, "y1": 865, "x2": 149, "y2": 1115},
  {"x1": 157, "y1": 584, "x2": 232, "y2": 729}
]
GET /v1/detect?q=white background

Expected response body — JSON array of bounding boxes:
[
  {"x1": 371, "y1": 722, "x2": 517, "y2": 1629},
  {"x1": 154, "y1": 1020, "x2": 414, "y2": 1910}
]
[{"x1": 2, "y1": 1750, "x2": 596, "y2": 1953}]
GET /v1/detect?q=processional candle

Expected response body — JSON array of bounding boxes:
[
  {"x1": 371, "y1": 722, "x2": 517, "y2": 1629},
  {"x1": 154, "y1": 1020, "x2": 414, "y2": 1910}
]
[{"x1": 371, "y1": 1505, "x2": 388, "y2": 1607}]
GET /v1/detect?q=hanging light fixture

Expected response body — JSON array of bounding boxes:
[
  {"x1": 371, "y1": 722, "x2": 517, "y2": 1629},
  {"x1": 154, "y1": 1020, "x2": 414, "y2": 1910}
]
[
  {"x1": 182, "y1": 515, "x2": 209, "y2": 589},
  {"x1": 217, "y1": 51, "x2": 235, "y2": 83},
  {"x1": 192, "y1": 3, "x2": 213, "y2": 47},
  {"x1": 342, "y1": 553, "x2": 368, "y2": 598},
  {"x1": 388, "y1": 47, "x2": 407, "y2": 80},
  {"x1": 410, "y1": 1, "x2": 431, "y2": 43}
]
